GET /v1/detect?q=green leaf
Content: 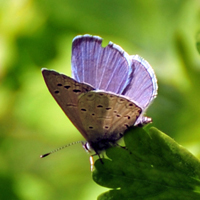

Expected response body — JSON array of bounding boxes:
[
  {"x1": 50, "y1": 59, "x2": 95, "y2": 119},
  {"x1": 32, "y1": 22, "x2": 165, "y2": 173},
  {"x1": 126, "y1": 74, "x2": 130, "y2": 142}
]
[{"x1": 92, "y1": 127, "x2": 200, "y2": 200}]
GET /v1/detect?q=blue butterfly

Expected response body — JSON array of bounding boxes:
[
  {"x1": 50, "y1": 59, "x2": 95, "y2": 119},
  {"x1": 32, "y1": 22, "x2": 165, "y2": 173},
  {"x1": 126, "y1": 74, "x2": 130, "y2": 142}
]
[{"x1": 42, "y1": 34, "x2": 158, "y2": 156}]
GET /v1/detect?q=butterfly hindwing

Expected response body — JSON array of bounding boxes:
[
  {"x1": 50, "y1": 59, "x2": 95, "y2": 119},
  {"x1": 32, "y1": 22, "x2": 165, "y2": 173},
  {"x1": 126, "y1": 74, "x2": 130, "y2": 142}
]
[
  {"x1": 78, "y1": 90, "x2": 142, "y2": 151},
  {"x1": 121, "y1": 55, "x2": 158, "y2": 125},
  {"x1": 123, "y1": 55, "x2": 158, "y2": 110}
]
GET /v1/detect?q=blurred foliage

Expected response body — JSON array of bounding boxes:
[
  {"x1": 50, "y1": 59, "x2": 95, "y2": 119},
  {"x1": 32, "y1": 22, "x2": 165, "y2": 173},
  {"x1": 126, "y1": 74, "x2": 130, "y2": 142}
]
[{"x1": 1, "y1": 0, "x2": 200, "y2": 199}]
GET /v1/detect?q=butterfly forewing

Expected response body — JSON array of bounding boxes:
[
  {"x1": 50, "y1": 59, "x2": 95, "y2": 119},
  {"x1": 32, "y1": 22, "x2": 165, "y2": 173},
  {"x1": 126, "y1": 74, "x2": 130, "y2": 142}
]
[
  {"x1": 78, "y1": 91, "x2": 142, "y2": 149},
  {"x1": 71, "y1": 35, "x2": 132, "y2": 94},
  {"x1": 42, "y1": 69, "x2": 95, "y2": 137}
]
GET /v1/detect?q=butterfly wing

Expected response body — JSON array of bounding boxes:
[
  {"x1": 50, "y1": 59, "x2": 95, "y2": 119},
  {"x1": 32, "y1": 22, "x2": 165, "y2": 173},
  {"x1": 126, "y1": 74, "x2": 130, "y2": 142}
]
[
  {"x1": 77, "y1": 91, "x2": 142, "y2": 152},
  {"x1": 123, "y1": 55, "x2": 158, "y2": 109},
  {"x1": 71, "y1": 34, "x2": 132, "y2": 94},
  {"x1": 42, "y1": 69, "x2": 95, "y2": 138},
  {"x1": 121, "y1": 55, "x2": 158, "y2": 125}
]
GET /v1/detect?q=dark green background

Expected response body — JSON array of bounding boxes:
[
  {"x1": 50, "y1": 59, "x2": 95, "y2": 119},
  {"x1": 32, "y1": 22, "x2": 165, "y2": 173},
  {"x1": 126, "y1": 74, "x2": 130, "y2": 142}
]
[{"x1": 1, "y1": 0, "x2": 200, "y2": 199}]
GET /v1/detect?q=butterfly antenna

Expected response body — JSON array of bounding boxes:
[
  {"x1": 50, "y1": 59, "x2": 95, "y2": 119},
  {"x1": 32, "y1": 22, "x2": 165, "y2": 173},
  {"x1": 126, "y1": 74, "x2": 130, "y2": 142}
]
[{"x1": 40, "y1": 141, "x2": 84, "y2": 158}]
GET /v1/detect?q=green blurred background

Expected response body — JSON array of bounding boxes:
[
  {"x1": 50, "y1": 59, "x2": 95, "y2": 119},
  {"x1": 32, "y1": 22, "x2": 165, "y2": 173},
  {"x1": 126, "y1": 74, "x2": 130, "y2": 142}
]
[{"x1": 1, "y1": 0, "x2": 200, "y2": 199}]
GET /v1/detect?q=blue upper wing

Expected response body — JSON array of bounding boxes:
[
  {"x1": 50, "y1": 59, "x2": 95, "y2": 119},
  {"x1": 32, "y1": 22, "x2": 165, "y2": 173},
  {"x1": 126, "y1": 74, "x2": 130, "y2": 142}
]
[
  {"x1": 71, "y1": 34, "x2": 132, "y2": 94},
  {"x1": 122, "y1": 55, "x2": 158, "y2": 110}
]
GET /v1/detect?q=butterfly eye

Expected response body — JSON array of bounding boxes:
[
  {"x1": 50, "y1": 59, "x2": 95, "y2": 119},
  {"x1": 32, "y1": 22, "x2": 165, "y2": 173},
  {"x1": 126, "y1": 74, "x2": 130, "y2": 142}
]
[{"x1": 82, "y1": 142, "x2": 92, "y2": 153}]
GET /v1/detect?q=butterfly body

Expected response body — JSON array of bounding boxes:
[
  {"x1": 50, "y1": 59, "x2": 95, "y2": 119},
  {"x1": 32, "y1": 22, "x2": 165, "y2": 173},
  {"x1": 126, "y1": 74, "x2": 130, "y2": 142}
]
[{"x1": 42, "y1": 34, "x2": 158, "y2": 154}]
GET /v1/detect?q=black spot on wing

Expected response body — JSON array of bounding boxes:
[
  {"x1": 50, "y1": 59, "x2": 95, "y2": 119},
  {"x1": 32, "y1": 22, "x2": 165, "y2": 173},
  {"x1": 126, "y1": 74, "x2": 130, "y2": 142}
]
[
  {"x1": 73, "y1": 89, "x2": 81, "y2": 93},
  {"x1": 125, "y1": 115, "x2": 131, "y2": 119},
  {"x1": 64, "y1": 85, "x2": 70, "y2": 89},
  {"x1": 124, "y1": 124, "x2": 129, "y2": 129}
]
